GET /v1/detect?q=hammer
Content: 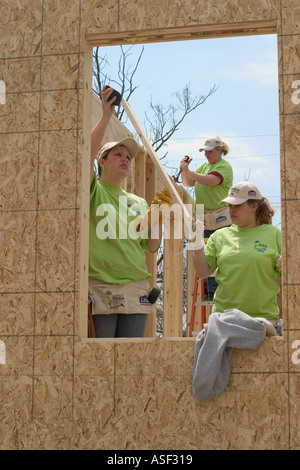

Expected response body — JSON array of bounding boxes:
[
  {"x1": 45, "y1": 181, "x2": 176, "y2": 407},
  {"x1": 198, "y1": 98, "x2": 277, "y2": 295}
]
[{"x1": 172, "y1": 155, "x2": 191, "y2": 183}]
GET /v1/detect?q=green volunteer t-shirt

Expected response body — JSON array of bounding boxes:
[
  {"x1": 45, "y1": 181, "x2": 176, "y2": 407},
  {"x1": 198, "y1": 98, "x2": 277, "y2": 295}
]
[
  {"x1": 204, "y1": 224, "x2": 281, "y2": 320},
  {"x1": 194, "y1": 158, "x2": 233, "y2": 210},
  {"x1": 89, "y1": 173, "x2": 152, "y2": 284}
]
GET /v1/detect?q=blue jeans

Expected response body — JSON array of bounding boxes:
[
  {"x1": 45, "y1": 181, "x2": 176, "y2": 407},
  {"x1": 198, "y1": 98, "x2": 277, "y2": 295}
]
[
  {"x1": 93, "y1": 313, "x2": 147, "y2": 338},
  {"x1": 204, "y1": 229, "x2": 218, "y2": 293}
]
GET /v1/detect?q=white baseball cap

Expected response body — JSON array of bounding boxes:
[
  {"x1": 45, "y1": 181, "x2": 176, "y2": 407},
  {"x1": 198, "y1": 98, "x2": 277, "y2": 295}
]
[
  {"x1": 199, "y1": 135, "x2": 229, "y2": 155},
  {"x1": 98, "y1": 137, "x2": 139, "y2": 160},
  {"x1": 220, "y1": 182, "x2": 263, "y2": 205},
  {"x1": 199, "y1": 136, "x2": 223, "y2": 152}
]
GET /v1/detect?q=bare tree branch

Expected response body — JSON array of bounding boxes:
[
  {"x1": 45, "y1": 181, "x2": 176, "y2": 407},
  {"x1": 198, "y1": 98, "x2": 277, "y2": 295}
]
[
  {"x1": 144, "y1": 82, "x2": 218, "y2": 152},
  {"x1": 92, "y1": 45, "x2": 144, "y2": 122}
]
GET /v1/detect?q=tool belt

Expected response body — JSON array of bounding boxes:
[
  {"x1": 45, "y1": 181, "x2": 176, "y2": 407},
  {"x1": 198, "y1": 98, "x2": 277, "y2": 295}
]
[{"x1": 204, "y1": 206, "x2": 231, "y2": 230}]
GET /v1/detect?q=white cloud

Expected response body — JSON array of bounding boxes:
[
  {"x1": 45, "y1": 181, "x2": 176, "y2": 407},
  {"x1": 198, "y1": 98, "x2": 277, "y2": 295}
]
[{"x1": 216, "y1": 57, "x2": 278, "y2": 87}]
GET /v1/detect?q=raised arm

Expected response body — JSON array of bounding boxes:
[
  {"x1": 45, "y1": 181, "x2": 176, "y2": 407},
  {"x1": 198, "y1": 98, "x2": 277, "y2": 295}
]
[
  {"x1": 179, "y1": 157, "x2": 222, "y2": 187},
  {"x1": 180, "y1": 157, "x2": 195, "y2": 187},
  {"x1": 186, "y1": 171, "x2": 221, "y2": 186},
  {"x1": 90, "y1": 87, "x2": 116, "y2": 186}
]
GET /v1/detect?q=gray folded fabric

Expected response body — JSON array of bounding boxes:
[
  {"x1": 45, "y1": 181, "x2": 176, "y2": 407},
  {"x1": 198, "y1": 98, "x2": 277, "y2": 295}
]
[{"x1": 192, "y1": 309, "x2": 273, "y2": 402}]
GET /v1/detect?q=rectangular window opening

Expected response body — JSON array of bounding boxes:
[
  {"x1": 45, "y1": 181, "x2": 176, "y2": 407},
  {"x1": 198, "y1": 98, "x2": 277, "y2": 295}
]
[{"x1": 80, "y1": 31, "x2": 282, "y2": 340}]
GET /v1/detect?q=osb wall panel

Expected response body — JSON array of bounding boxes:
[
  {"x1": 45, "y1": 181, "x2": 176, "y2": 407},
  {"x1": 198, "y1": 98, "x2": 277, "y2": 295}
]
[{"x1": 0, "y1": 0, "x2": 299, "y2": 450}]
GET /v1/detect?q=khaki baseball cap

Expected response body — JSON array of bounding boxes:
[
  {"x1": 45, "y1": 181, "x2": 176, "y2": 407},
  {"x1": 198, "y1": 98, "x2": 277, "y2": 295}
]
[
  {"x1": 199, "y1": 136, "x2": 223, "y2": 152},
  {"x1": 98, "y1": 137, "x2": 139, "y2": 160},
  {"x1": 220, "y1": 182, "x2": 263, "y2": 205}
]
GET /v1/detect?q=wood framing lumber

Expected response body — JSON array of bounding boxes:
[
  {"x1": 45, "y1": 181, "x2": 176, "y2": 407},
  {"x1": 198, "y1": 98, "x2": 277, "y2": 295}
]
[{"x1": 121, "y1": 98, "x2": 193, "y2": 237}]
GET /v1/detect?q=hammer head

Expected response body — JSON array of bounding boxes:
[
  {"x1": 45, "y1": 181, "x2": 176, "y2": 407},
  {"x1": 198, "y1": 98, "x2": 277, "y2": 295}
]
[{"x1": 173, "y1": 156, "x2": 191, "y2": 182}]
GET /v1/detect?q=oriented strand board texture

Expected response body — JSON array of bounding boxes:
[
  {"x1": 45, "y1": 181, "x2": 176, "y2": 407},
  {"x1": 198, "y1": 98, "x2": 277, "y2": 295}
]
[{"x1": 0, "y1": 0, "x2": 299, "y2": 450}]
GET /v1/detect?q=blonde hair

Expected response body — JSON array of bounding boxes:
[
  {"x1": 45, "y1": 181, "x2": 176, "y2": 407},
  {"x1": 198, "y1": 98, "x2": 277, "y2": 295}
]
[
  {"x1": 216, "y1": 140, "x2": 229, "y2": 156},
  {"x1": 247, "y1": 197, "x2": 275, "y2": 225}
]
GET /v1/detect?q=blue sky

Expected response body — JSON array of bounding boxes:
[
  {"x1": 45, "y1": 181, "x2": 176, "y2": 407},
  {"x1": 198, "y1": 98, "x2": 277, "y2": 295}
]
[{"x1": 96, "y1": 34, "x2": 281, "y2": 227}]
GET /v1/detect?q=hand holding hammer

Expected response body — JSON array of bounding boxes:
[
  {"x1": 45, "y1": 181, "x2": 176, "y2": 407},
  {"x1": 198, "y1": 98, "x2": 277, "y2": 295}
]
[{"x1": 173, "y1": 155, "x2": 191, "y2": 183}]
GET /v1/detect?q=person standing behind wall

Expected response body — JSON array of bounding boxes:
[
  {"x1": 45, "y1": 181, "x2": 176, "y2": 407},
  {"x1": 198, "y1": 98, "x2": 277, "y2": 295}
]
[
  {"x1": 89, "y1": 86, "x2": 170, "y2": 338},
  {"x1": 191, "y1": 181, "x2": 282, "y2": 328},
  {"x1": 179, "y1": 136, "x2": 233, "y2": 300}
]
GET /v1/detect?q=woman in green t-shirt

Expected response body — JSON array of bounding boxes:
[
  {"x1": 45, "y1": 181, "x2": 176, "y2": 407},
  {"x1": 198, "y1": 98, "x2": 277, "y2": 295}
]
[
  {"x1": 191, "y1": 181, "x2": 282, "y2": 327},
  {"x1": 89, "y1": 86, "x2": 169, "y2": 338}
]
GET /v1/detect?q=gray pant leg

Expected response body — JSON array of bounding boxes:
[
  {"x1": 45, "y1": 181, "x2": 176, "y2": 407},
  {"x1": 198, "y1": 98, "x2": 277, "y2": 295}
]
[
  {"x1": 116, "y1": 314, "x2": 147, "y2": 337},
  {"x1": 93, "y1": 314, "x2": 147, "y2": 338},
  {"x1": 93, "y1": 314, "x2": 118, "y2": 338}
]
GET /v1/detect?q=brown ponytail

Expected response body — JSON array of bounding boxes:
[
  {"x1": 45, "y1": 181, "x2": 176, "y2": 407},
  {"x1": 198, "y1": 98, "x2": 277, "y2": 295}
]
[{"x1": 247, "y1": 197, "x2": 275, "y2": 225}]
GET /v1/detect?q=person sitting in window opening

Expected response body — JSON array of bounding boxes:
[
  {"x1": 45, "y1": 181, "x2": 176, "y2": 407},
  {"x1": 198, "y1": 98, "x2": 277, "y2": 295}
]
[
  {"x1": 190, "y1": 181, "x2": 282, "y2": 331},
  {"x1": 89, "y1": 86, "x2": 171, "y2": 338},
  {"x1": 179, "y1": 136, "x2": 233, "y2": 300}
]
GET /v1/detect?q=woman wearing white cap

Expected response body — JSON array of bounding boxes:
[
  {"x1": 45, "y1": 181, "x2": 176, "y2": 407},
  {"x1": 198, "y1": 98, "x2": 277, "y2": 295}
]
[
  {"x1": 191, "y1": 181, "x2": 282, "y2": 328},
  {"x1": 179, "y1": 136, "x2": 233, "y2": 299},
  {"x1": 89, "y1": 86, "x2": 170, "y2": 338}
]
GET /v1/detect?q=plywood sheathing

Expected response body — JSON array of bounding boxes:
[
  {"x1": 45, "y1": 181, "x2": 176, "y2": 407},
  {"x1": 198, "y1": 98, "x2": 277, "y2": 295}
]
[{"x1": 0, "y1": 0, "x2": 299, "y2": 450}]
